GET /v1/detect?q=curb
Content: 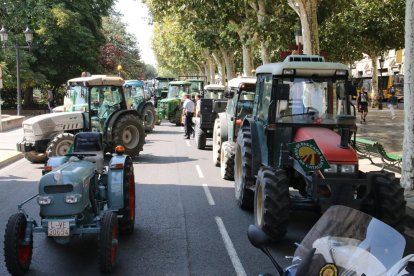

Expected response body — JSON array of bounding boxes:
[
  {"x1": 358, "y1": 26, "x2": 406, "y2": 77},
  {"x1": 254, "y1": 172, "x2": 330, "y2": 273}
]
[{"x1": 0, "y1": 152, "x2": 24, "y2": 169}]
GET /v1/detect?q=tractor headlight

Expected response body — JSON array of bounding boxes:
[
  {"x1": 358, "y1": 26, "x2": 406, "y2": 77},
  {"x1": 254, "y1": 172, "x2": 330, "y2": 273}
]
[
  {"x1": 324, "y1": 164, "x2": 337, "y2": 173},
  {"x1": 37, "y1": 196, "x2": 53, "y2": 205},
  {"x1": 340, "y1": 165, "x2": 356, "y2": 173},
  {"x1": 65, "y1": 194, "x2": 82, "y2": 204}
]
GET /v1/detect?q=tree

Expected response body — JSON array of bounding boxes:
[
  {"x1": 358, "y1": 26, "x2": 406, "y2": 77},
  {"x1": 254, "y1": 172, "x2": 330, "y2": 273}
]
[{"x1": 401, "y1": 0, "x2": 414, "y2": 192}]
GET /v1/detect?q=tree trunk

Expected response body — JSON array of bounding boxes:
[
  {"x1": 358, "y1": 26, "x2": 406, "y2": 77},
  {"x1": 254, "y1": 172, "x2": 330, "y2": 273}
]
[
  {"x1": 23, "y1": 86, "x2": 34, "y2": 108},
  {"x1": 370, "y1": 55, "x2": 380, "y2": 108},
  {"x1": 212, "y1": 51, "x2": 226, "y2": 85},
  {"x1": 288, "y1": 0, "x2": 320, "y2": 55},
  {"x1": 220, "y1": 47, "x2": 235, "y2": 84},
  {"x1": 401, "y1": 0, "x2": 414, "y2": 192},
  {"x1": 256, "y1": 0, "x2": 270, "y2": 64},
  {"x1": 208, "y1": 57, "x2": 215, "y2": 85},
  {"x1": 242, "y1": 43, "x2": 253, "y2": 76}
]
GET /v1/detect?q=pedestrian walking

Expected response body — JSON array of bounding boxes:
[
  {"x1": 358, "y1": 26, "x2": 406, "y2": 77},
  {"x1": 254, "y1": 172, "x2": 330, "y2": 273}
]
[
  {"x1": 47, "y1": 89, "x2": 54, "y2": 113},
  {"x1": 183, "y1": 94, "x2": 194, "y2": 139},
  {"x1": 387, "y1": 89, "x2": 398, "y2": 120},
  {"x1": 195, "y1": 94, "x2": 201, "y2": 117},
  {"x1": 357, "y1": 87, "x2": 369, "y2": 124}
]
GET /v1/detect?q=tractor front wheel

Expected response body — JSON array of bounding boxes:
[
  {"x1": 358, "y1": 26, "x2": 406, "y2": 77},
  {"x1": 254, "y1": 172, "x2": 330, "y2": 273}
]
[
  {"x1": 361, "y1": 171, "x2": 406, "y2": 232},
  {"x1": 254, "y1": 167, "x2": 290, "y2": 241},
  {"x1": 142, "y1": 104, "x2": 156, "y2": 132},
  {"x1": 212, "y1": 119, "x2": 221, "y2": 166},
  {"x1": 220, "y1": 141, "x2": 235, "y2": 180},
  {"x1": 47, "y1": 133, "x2": 74, "y2": 157},
  {"x1": 4, "y1": 213, "x2": 33, "y2": 275},
  {"x1": 25, "y1": 151, "x2": 48, "y2": 163},
  {"x1": 113, "y1": 114, "x2": 145, "y2": 157},
  {"x1": 119, "y1": 157, "x2": 136, "y2": 235},
  {"x1": 99, "y1": 212, "x2": 118, "y2": 273},
  {"x1": 234, "y1": 127, "x2": 254, "y2": 210}
]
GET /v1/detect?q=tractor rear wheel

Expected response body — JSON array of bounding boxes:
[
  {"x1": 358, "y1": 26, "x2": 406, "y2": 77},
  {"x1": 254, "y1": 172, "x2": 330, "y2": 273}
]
[
  {"x1": 119, "y1": 157, "x2": 136, "y2": 235},
  {"x1": 254, "y1": 167, "x2": 290, "y2": 241},
  {"x1": 47, "y1": 133, "x2": 75, "y2": 157},
  {"x1": 212, "y1": 119, "x2": 221, "y2": 166},
  {"x1": 234, "y1": 127, "x2": 254, "y2": 210},
  {"x1": 4, "y1": 213, "x2": 33, "y2": 275},
  {"x1": 99, "y1": 212, "x2": 118, "y2": 273},
  {"x1": 195, "y1": 125, "x2": 206, "y2": 150},
  {"x1": 142, "y1": 104, "x2": 155, "y2": 132},
  {"x1": 173, "y1": 108, "x2": 183, "y2": 126},
  {"x1": 113, "y1": 114, "x2": 145, "y2": 157},
  {"x1": 361, "y1": 171, "x2": 406, "y2": 232},
  {"x1": 220, "y1": 141, "x2": 235, "y2": 180},
  {"x1": 25, "y1": 151, "x2": 48, "y2": 163}
]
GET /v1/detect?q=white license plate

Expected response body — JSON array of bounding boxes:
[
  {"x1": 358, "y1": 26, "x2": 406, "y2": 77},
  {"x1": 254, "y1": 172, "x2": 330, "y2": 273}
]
[{"x1": 48, "y1": 221, "x2": 70, "y2": 236}]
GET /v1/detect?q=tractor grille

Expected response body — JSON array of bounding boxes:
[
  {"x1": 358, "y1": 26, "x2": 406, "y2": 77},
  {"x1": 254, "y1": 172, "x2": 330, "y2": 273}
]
[{"x1": 44, "y1": 184, "x2": 74, "y2": 194}]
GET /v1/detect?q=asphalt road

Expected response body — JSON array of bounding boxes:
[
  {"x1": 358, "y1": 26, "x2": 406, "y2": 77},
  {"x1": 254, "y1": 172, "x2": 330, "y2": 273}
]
[{"x1": 0, "y1": 123, "x2": 412, "y2": 275}]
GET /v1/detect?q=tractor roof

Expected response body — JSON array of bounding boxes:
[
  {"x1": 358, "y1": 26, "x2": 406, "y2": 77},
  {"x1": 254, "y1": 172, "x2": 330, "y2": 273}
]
[
  {"x1": 155, "y1": 76, "x2": 176, "y2": 81},
  {"x1": 67, "y1": 75, "x2": 124, "y2": 86},
  {"x1": 204, "y1": 84, "x2": 226, "y2": 91},
  {"x1": 228, "y1": 77, "x2": 256, "y2": 88},
  {"x1": 169, "y1": 80, "x2": 192, "y2": 86},
  {"x1": 256, "y1": 55, "x2": 349, "y2": 78},
  {"x1": 124, "y1": 80, "x2": 144, "y2": 87}
]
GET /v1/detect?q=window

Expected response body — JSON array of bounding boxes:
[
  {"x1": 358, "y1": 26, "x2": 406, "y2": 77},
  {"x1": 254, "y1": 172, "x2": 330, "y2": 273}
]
[{"x1": 257, "y1": 75, "x2": 272, "y2": 122}]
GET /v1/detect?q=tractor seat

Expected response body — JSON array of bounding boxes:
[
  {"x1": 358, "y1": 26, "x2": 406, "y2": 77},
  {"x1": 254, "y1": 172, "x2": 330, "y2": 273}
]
[{"x1": 72, "y1": 132, "x2": 104, "y2": 173}]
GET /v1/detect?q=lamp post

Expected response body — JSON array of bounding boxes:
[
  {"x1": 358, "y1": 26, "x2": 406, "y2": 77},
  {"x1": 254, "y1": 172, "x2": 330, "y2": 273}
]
[
  {"x1": 0, "y1": 26, "x2": 34, "y2": 116},
  {"x1": 378, "y1": 57, "x2": 384, "y2": 110},
  {"x1": 117, "y1": 64, "x2": 123, "y2": 77},
  {"x1": 295, "y1": 28, "x2": 303, "y2": 54}
]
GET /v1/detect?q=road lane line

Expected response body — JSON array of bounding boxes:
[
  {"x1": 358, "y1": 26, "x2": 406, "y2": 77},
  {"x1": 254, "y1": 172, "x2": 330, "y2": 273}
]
[
  {"x1": 195, "y1": 165, "x2": 204, "y2": 178},
  {"x1": 202, "y1": 184, "x2": 215, "y2": 205},
  {"x1": 185, "y1": 140, "x2": 191, "y2": 147},
  {"x1": 215, "y1": 217, "x2": 247, "y2": 276}
]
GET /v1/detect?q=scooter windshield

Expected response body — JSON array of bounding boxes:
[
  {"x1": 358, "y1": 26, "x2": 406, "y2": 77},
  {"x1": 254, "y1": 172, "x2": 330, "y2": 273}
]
[{"x1": 293, "y1": 205, "x2": 405, "y2": 275}]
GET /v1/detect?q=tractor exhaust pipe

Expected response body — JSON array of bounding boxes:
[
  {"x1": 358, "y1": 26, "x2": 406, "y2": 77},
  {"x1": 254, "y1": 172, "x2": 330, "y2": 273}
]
[{"x1": 339, "y1": 128, "x2": 350, "y2": 149}]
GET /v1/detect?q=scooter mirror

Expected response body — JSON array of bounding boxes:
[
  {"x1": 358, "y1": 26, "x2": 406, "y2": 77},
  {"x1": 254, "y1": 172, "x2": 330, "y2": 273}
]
[{"x1": 247, "y1": 224, "x2": 271, "y2": 249}]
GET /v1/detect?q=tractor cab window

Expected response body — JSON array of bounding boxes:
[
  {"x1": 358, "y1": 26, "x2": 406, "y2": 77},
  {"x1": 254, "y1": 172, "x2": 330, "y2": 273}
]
[
  {"x1": 64, "y1": 86, "x2": 88, "y2": 112},
  {"x1": 90, "y1": 86, "x2": 122, "y2": 118},
  {"x1": 168, "y1": 85, "x2": 190, "y2": 98},
  {"x1": 190, "y1": 81, "x2": 203, "y2": 93},
  {"x1": 124, "y1": 85, "x2": 144, "y2": 109},
  {"x1": 204, "y1": 90, "x2": 225, "y2": 99},
  {"x1": 256, "y1": 75, "x2": 273, "y2": 122},
  {"x1": 236, "y1": 90, "x2": 255, "y2": 119}
]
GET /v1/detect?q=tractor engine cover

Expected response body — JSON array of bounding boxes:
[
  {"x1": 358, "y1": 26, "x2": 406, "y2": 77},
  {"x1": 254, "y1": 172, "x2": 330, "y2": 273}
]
[{"x1": 38, "y1": 159, "x2": 96, "y2": 217}]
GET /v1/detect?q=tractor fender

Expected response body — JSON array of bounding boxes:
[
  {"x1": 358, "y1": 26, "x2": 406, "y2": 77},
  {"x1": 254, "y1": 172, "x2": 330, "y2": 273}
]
[
  {"x1": 217, "y1": 113, "x2": 228, "y2": 142},
  {"x1": 240, "y1": 118, "x2": 262, "y2": 178},
  {"x1": 107, "y1": 154, "x2": 130, "y2": 211},
  {"x1": 105, "y1": 110, "x2": 140, "y2": 143}
]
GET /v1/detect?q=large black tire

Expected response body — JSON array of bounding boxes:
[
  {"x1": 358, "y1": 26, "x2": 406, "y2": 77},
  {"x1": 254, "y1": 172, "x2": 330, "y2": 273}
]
[
  {"x1": 25, "y1": 151, "x2": 48, "y2": 163},
  {"x1": 195, "y1": 125, "x2": 206, "y2": 150},
  {"x1": 174, "y1": 108, "x2": 183, "y2": 126},
  {"x1": 4, "y1": 213, "x2": 33, "y2": 275},
  {"x1": 234, "y1": 126, "x2": 254, "y2": 210},
  {"x1": 99, "y1": 212, "x2": 118, "y2": 273},
  {"x1": 46, "y1": 133, "x2": 75, "y2": 157},
  {"x1": 254, "y1": 167, "x2": 290, "y2": 241},
  {"x1": 118, "y1": 157, "x2": 136, "y2": 235},
  {"x1": 360, "y1": 171, "x2": 406, "y2": 232},
  {"x1": 220, "y1": 141, "x2": 235, "y2": 180},
  {"x1": 141, "y1": 104, "x2": 156, "y2": 132},
  {"x1": 113, "y1": 114, "x2": 145, "y2": 157},
  {"x1": 212, "y1": 119, "x2": 221, "y2": 166}
]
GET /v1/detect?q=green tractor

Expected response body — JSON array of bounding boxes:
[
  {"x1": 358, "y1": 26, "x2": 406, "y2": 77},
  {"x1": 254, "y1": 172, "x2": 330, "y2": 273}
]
[
  {"x1": 234, "y1": 55, "x2": 405, "y2": 241},
  {"x1": 212, "y1": 77, "x2": 256, "y2": 180},
  {"x1": 194, "y1": 84, "x2": 227, "y2": 149},
  {"x1": 123, "y1": 80, "x2": 156, "y2": 132},
  {"x1": 155, "y1": 80, "x2": 191, "y2": 126},
  {"x1": 180, "y1": 75, "x2": 207, "y2": 97},
  {"x1": 153, "y1": 77, "x2": 175, "y2": 108}
]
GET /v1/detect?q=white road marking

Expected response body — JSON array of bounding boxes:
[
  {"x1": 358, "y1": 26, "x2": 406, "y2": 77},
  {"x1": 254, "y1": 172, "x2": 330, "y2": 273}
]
[
  {"x1": 195, "y1": 165, "x2": 204, "y2": 178},
  {"x1": 202, "y1": 184, "x2": 215, "y2": 205},
  {"x1": 185, "y1": 140, "x2": 191, "y2": 147},
  {"x1": 215, "y1": 217, "x2": 247, "y2": 276}
]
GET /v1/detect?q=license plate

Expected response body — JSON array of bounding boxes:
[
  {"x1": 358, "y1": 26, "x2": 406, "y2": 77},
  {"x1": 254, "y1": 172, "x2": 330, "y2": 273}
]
[{"x1": 48, "y1": 221, "x2": 70, "y2": 236}]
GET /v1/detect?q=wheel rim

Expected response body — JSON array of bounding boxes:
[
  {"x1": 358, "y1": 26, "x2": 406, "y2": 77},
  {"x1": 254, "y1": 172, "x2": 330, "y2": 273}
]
[
  {"x1": 255, "y1": 182, "x2": 263, "y2": 226},
  {"x1": 234, "y1": 144, "x2": 242, "y2": 199},
  {"x1": 144, "y1": 110, "x2": 154, "y2": 126},
  {"x1": 122, "y1": 126, "x2": 139, "y2": 148},
  {"x1": 18, "y1": 223, "x2": 31, "y2": 265},
  {"x1": 111, "y1": 223, "x2": 118, "y2": 264},
  {"x1": 56, "y1": 140, "x2": 72, "y2": 155}
]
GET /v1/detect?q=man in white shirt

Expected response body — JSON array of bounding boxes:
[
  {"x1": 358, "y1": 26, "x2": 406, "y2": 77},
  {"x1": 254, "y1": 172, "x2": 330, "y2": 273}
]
[{"x1": 183, "y1": 94, "x2": 195, "y2": 139}]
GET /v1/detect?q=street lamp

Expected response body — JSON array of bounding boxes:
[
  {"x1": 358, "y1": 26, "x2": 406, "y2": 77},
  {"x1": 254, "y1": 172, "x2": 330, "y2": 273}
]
[
  {"x1": 117, "y1": 64, "x2": 123, "y2": 77},
  {"x1": 378, "y1": 57, "x2": 384, "y2": 110},
  {"x1": 295, "y1": 28, "x2": 303, "y2": 54},
  {"x1": 0, "y1": 26, "x2": 34, "y2": 116}
]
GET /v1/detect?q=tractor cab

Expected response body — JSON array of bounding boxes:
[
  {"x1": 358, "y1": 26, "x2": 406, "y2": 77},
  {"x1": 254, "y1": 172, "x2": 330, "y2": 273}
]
[
  {"x1": 123, "y1": 80, "x2": 150, "y2": 109},
  {"x1": 167, "y1": 81, "x2": 192, "y2": 99}
]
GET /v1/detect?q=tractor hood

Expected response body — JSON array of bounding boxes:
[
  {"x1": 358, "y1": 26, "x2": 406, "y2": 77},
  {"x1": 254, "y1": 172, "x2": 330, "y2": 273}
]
[
  {"x1": 22, "y1": 112, "x2": 84, "y2": 143},
  {"x1": 159, "y1": 97, "x2": 180, "y2": 104},
  {"x1": 293, "y1": 127, "x2": 357, "y2": 164}
]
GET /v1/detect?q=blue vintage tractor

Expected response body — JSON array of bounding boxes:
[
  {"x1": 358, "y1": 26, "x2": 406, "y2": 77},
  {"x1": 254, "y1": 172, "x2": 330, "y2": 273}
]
[{"x1": 4, "y1": 132, "x2": 136, "y2": 274}]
